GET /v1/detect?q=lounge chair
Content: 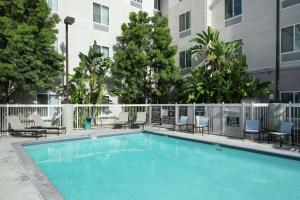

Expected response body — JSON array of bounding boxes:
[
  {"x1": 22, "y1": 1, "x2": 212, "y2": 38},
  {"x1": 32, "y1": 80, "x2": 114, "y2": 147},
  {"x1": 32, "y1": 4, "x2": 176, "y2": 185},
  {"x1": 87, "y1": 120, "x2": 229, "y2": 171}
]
[
  {"x1": 243, "y1": 120, "x2": 260, "y2": 142},
  {"x1": 133, "y1": 112, "x2": 147, "y2": 129},
  {"x1": 194, "y1": 116, "x2": 209, "y2": 135},
  {"x1": 268, "y1": 122, "x2": 294, "y2": 147},
  {"x1": 30, "y1": 113, "x2": 66, "y2": 134},
  {"x1": 5, "y1": 116, "x2": 46, "y2": 138},
  {"x1": 174, "y1": 116, "x2": 190, "y2": 131},
  {"x1": 114, "y1": 112, "x2": 129, "y2": 129}
]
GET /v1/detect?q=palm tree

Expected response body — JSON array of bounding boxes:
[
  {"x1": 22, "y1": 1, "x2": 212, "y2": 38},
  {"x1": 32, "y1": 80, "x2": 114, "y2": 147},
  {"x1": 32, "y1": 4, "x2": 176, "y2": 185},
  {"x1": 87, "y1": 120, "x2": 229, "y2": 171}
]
[{"x1": 185, "y1": 27, "x2": 270, "y2": 103}]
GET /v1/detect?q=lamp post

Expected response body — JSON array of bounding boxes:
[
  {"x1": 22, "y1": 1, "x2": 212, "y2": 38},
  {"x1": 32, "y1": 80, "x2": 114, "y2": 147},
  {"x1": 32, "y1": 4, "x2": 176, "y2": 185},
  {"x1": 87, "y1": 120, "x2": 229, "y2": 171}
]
[
  {"x1": 275, "y1": 0, "x2": 280, "y2": 102},
  {"x1": 64, "y1": 16, "x2": 75, "y2": 103}
]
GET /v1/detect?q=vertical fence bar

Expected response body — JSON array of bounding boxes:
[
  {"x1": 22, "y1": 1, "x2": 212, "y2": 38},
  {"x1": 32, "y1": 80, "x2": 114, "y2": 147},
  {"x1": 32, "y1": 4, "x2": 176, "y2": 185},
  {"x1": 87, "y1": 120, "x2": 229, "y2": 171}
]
[
  {"x1": 288, "y1": 101, "x2": 292, "y2": 122},
  {"x1": 148, "y1": 104, "x2": 151, "y2": 126},
  {"x1": 221, "y1": 102, "x2": 224, "y2": 135},
  {"x1": 6, "y1": 104, "x2": 9, "y2": 134},
  {"x1": 175, "y1": 103, "x2": 178, "y2": 125},
  {"x1": 193, "y1": 103, "x2": 196, "y2": 125},
  {"x1": 76, "y1": 105, "x2": 79, "y2": 130},
  {"x1": 241, "y1": 102, "x2": 245, "y2": 134},
  {"x1": 251, "y1": 102, "x2": 254, "y2": 120}
]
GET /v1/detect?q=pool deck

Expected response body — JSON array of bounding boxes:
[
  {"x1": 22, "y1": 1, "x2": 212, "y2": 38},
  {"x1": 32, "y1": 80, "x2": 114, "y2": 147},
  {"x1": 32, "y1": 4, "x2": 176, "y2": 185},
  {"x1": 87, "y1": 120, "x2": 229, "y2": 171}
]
[{"x1": 1, "y1": 127, "x2": 300, "y2": 200}]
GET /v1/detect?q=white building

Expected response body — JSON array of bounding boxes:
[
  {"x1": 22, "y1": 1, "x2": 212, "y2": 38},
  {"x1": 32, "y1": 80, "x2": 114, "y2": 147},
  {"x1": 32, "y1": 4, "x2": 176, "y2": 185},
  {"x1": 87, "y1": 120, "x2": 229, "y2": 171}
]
[
  {"x1": 39, "y1": 0, "x2": 159, "y2": 104},
  {"x1": 40, "y1": 0, "x2": 300, "y2": 104},
  {"x1": 162, "y1": 0, "x2": 300, "y2": 103}
]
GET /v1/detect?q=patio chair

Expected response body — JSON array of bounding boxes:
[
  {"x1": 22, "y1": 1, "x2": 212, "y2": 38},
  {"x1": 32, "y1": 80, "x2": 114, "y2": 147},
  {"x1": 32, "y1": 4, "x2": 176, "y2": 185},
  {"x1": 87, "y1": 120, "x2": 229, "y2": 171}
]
[
  {"x1": 174, "y1": 116, "x2": 190, "y2": 131},
  {"x1": 30, "y1": 113, "x2": 66, "y2": 134},
  {"x1": 268, "y1": 122, "x2": 294, "y2": 147},
  {"x1": 243, "y1": 120, "x2": 260, "y2": 142},
  {"x1": 133, "y1": 112, "x2": 147, "y2": 129},
  {"x1": 194, "y1": 116, "x2": 209, "y2": 135},
  {"x1": 5, "y1": 116, "x2": 46, "y2": 138},
  {"x1": 114, "y1": 112, "x2": 129, "y2": 129}
]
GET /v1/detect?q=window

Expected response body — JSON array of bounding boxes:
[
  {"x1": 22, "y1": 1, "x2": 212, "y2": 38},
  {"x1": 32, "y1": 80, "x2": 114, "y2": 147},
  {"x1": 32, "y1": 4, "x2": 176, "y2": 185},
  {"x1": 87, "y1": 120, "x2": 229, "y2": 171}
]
[
  {"x1": 281, "y1": 24, "x2": 300, "y2": 53},
  {"x1": 37, "y1": 93, "x2": 59, "y2": 105},
  {"x1": 281, "y1": 26, "x2": 294, "y2": 53},
  {"x1": 133, "y1": 0, "x2": 142, "y2": 3},
  {"x1": 179, "y1": 50, "x2": 192, "y2": 68},
  {"x1": 48, "y1": 0, "x2": 58, "y2": 12},
  {"x1": 179, "y1": 11, "x2": 191, "y2": 32},
  {"x1": 101, "y1": 46, "x2": 109, "y2": 57},
  {"x1": 226, "y1": 39, "x2": 243, "y2": 54},
  {"x1": 281, "y1": 92, "x2": 300, "y2": 119},
  {"x1": 225, "y1": 0, "x2": 242, "y2": 20},
  {"x1": 282, "y1": 0, "x2": 300, "y2": 9},
  {"x1": 154, "y1": 0, "x2": 161, "y2": 10},
  {"x1": 93, "y1": 3, "x2": 109, "y2": 26},
  {"x1": 36, "y1": 93, "x2": 60, "y2": 117},
  {"x1": 235, "y1": 39, "x2": 243, "y2": 54},
  {"x1": 96, "y1": 45, "x2": 109, "y2": 57},
  {"x1": 296, "y1": 25, "x2": 300, "y2": 51},
  {"x1": 281, "y1": 92, "x2": 300, "y2": 103}
]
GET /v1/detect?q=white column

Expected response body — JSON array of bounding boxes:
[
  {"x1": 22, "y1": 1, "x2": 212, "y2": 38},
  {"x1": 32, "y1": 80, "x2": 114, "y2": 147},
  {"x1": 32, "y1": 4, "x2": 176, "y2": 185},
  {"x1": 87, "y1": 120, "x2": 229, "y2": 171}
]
[{"x1": 62, "y1": 104, "x2": 74, "y2": 134}]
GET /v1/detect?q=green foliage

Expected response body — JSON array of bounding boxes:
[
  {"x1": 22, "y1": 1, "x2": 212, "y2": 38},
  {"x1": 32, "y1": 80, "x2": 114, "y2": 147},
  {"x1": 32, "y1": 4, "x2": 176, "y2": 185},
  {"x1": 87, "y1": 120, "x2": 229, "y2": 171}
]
[
  {"x1": 186, "y1": 27, "x2": 270, "y2": 103},
  {"x1": 0, "y1": 0, "x2": 64, "y2": 103},
  {"x1": 111, "y1": 11, "x2": 180, "y2": 103},
  {"x1": 69, "y1": 41, "x2": 112, "y2": 104}
]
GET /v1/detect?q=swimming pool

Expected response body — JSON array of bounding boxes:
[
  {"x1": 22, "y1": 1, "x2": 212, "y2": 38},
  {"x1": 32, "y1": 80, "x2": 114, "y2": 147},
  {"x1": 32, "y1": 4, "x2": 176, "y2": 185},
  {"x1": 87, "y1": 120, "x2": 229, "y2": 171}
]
[{"x1": 24, "y1": 132, "x2": 300, "y2": 200}]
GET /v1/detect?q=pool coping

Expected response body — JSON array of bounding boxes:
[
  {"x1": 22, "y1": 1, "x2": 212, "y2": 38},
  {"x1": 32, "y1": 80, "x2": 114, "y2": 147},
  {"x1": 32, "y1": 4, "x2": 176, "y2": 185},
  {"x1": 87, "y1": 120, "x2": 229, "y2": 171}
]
[
  {"x1": 13, "y1": 129, "x2": 300, "y2": 200},
  {"x1": 145, "y1": 130, "x2": 300, "y2": 161}
]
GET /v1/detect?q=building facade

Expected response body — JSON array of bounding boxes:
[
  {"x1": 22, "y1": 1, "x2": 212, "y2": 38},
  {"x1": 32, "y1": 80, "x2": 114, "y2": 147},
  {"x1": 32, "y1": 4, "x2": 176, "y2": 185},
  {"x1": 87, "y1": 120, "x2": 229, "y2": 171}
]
[
  {"x1": 42, "y1": 0, "x2": 300, "y2": 104},
  {"x1": 161, "y1": 0, "x2": 300, "y2": 103},
  {"x1": 40, "y1": 0, "x2": 159, "y2": 105}
]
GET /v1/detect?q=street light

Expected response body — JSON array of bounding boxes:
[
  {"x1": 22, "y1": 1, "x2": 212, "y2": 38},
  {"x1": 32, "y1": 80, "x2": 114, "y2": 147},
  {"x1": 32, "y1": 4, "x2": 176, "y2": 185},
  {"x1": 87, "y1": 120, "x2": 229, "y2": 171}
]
[
  {"x1": 64, "y1": 16, "x2": 75, "y2": 103},
  {"x1": 275, "y1": 0, "x2": 280, "y2": 102}
]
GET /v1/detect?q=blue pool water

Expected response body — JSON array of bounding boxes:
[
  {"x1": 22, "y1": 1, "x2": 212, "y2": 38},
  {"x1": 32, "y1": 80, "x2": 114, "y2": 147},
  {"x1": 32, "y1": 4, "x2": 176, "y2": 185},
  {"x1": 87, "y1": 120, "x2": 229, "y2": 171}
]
[{"x1": 24, "y1": 133, "x2": 300, "y2": 200}]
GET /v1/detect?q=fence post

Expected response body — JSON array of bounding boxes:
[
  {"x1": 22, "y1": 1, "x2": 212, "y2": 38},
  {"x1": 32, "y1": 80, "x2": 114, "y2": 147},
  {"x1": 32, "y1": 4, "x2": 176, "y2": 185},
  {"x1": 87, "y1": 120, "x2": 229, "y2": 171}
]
[
  {"x1": 241, "y1": 102, "x2": 245, "y2": 134},
  {"x1": 148, "y1": 103, "x2": 152, "y2": 126},
  {"x1": 221, "y1": 102, "x2": 225, "y2": 134},
  {"x1": 6, "y1": 103, "x2": 9, "y2": 135},
  {"x1": 76, "y1": 104, "x2": 79, "y2": 130},
  {"x1": 175, "y1": 103, "x2": 178, "y2": 125},
  {"x1": 160, "y1": 105, "x2": 163, "y2": 126},
  {"x1": 251, "y1": 101, "x2": 254, "y2": 120},
  {"x1": 62, "y1": 104, "x2": 74, "y2": 134},
  {"x1": 288, "y1": 101, "x2": 292, "y2": 122},
  {"x1": 193, "y1": 103, "x2": 196, "y2": 124}
]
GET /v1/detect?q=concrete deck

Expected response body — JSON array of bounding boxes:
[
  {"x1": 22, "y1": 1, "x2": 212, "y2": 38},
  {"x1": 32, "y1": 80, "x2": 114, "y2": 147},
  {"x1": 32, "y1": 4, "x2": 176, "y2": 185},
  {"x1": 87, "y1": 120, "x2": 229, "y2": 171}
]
[{"x1": 1, "y1": 128, "x2": 300, "y2": 200}]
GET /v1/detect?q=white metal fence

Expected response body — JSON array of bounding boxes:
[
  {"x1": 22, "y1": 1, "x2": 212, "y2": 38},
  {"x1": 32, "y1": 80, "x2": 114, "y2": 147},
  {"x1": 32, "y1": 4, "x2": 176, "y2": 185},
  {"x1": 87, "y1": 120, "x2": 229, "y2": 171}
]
[
  {"x1": 0, "y1": 104, "x2": 63, "y2": 133},
  {"x1": 1, "y1": 103, "x2": 299, "y2": 145}
]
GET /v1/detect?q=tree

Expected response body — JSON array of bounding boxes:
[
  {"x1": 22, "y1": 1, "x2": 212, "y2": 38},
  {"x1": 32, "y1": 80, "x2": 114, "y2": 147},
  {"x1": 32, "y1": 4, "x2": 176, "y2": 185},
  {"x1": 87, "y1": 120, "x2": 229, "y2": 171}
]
[
  {"x1": 69, "y1": 41, "x2": 112, "y2": 104},
  {"x1": 185, "y1": 27, "x2": 270, "y2": 103},
  {"x1": 111, "y1": 11, "x2": 180, "y2": 104},
  {"x1": 0, "y1": 0, "x2": 64, "y2": 103}
]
